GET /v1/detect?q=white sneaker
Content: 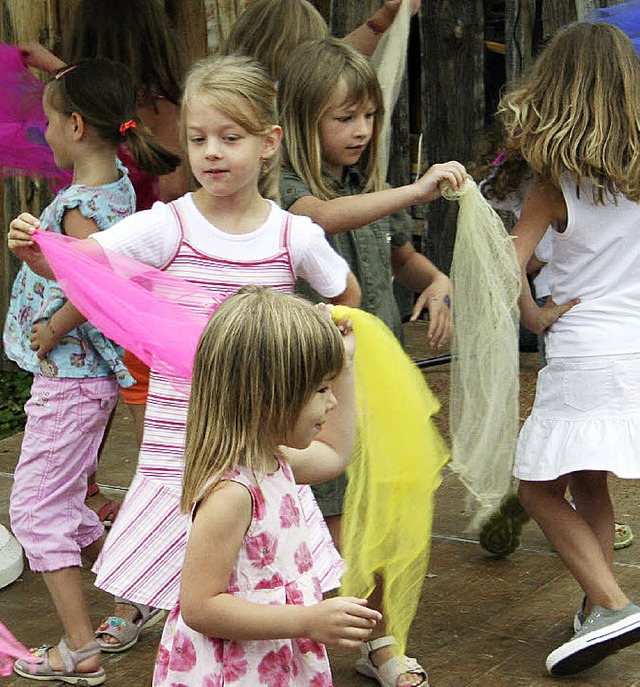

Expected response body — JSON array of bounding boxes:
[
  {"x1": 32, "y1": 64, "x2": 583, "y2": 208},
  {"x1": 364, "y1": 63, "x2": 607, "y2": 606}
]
[
  {"x1": 547, "y1": 603, "x2": 640, "y2": 676},
  {"x1": 0, "y1": 523, "x2": 23, "y2": 589}
]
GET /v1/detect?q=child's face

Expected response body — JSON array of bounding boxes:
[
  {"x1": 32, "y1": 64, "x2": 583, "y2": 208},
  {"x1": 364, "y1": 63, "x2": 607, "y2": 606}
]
[
  {"x1": 285, "y1": 378, "x2": 338, "y2": 450},
  {"x1": 318, "y1": 81, "x2": 376, "y2": 179},
  {"x1": 43, "y1": 89, "x2": 74, "y2": 170},
  {"x1": 185, "y1": 94, "x2": 278, "y2": 201}
]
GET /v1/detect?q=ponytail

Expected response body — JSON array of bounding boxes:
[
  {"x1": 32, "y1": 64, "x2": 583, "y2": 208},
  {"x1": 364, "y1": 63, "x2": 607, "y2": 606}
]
[{"x1": 120, "y1": 120, "x2": 182, "y2": 177}]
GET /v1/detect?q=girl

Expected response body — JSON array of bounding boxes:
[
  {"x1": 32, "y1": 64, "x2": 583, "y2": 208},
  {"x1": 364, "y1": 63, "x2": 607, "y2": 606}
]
[
  {"x1": 501, "y1": 22, "x2": 640, "y2": 676},
  {"x1": 8, "y1": 55, "x2": 359, "y2": 653},
  {"x1": 4, "y1": 58, "x2": 179, "y2": 684},
  {"x1": 224, "y1": 0, "x2": 421, "y2": 79},
  {"x1": 21, "y1": 0, "x2": 192, "y2": 472},
  {"x1": 153, "y1": 285, "x2": 380, "y2": 686},
  {"x1": 277, "y1": 36, "x2": 465, "y2": 687}
]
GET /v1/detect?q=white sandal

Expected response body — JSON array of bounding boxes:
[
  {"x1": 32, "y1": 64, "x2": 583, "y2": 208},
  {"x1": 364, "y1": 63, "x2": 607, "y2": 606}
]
[{"x1": 355, "y1": 636, "x2": 429, "y2": 687}]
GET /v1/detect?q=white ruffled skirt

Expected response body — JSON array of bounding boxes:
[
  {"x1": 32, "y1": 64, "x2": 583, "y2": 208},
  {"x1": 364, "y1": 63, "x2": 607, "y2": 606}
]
[{"x1": 514, "y1": 353, "x2": 640, "y2": 481}]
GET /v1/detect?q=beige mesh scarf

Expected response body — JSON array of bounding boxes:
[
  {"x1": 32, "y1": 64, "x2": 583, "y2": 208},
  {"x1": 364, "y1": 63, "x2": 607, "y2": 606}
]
[
  {"x1": 370, "y1": 0, "x2": 411, "y2": 178},
  {"x1": 444, "y1": 178, "x2": 521, "y2": 528}
]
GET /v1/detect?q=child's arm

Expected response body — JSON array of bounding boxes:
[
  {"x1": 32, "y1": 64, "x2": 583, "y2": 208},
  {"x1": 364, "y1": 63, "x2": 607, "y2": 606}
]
[
  {"x1": 327, "y1": 272, "x2": 362, "y2": 308},
  {"x1": 283, "y1": 314, "x2": 356, "y2": 485},
  {"x1": 391, "y1": 242, "x2": 451, "y2": 349},
  {"x1": 19, "y1": 42, "x2": 65, "y2": 74},
  {"x1": 287, "y1": 162, "x2": 466, "y2": 235},
  {"x1": 345, "y1": 1, "x2": 420, "y2": 57},
  {"x1": 511, "y1": 180, "x2": 578, "y2": 333},
  {"x1": 9, "y1": 209, "x2": 104, "y2": 356},
  {"x1": 180, "y1": 480, "x2": 380, "y2": 644}
]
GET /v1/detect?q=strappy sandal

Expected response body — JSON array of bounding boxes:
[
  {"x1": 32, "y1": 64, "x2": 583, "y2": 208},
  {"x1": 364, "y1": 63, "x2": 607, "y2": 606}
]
[
  {"x1": 95, "y1": 599, "x2": 166, "y2": 653},
  {"x1": 356, "y1": 636, "x2": 429, "y2": 687},
  {"x1": 86, "y1": 483, "x2": 120, "y2": 529},
  {"x1": 13, "y1": 637, "x2": 105, "y2": 685}
]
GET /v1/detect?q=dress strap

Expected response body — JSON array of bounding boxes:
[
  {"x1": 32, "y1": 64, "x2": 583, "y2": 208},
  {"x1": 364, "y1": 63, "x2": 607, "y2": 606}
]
[
  {"x1": 279, "y1": 212, "x2": 295, "y2": 281},
  {"x1": 168, "y1": 200, "x2": 186, "y2": 241}
]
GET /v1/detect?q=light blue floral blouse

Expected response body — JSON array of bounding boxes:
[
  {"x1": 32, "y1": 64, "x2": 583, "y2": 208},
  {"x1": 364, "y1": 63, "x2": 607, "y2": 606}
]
[{"x1": 3, "y1": 165, "x2": 136, "y2": 386}]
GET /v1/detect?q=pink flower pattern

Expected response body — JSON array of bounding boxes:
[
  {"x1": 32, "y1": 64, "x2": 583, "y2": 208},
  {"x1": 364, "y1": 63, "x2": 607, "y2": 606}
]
[
  {"x1": 153, "y1": 461, "x2": 332, "y2": 686},
  {"x1": 294, "y1": 542, "x2": 313, "y2": 574},
  {"x1": 279, "y1": 493, "x2": 300, "y2": 528},
  {"x1": 258, "y1": 645, "x2": 294, "y2": 687},
  {"x1": 246, "y1": 531, "x2": 277, "y2": 569}
]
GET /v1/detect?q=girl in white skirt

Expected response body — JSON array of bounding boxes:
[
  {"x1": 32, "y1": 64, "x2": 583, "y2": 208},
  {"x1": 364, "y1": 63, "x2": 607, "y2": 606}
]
[{"x1": 500, "y1": 21, "x2": 640, "y2": 677}]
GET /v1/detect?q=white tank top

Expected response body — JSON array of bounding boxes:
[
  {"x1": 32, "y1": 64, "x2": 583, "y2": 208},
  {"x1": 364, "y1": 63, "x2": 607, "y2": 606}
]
[{"x1": 546, "y1": 178, "x2": 640, "y2": 358}]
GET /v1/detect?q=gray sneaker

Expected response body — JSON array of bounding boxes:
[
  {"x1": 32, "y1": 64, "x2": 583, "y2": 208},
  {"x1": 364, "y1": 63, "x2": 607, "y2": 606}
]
[{"x1": 546, "y1": 602, "x2": 640, "y2": 676}]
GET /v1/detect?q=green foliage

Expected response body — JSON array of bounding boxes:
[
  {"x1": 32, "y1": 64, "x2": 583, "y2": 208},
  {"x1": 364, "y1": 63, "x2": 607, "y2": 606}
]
[{"x1": 0, "y1": 369, "x2": 31, "y2": 440}]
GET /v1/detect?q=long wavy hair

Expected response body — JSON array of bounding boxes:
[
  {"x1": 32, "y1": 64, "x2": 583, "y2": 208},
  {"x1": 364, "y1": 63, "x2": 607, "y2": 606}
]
[
  {"x1": 499, "y1": 22, "x2": 640, "y2": 203},
  {"x1": 181, "y1": 286, "x2": 344, "y2": 511},
  {"x1": 278, "y1": 37, "x2": 384, "y2": 200},
  {"x1": 181, "y1": 55, "x2": 281, "y2": 202}
]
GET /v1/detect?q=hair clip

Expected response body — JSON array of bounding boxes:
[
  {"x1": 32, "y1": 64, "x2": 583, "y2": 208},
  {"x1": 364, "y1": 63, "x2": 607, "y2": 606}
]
[
  {"x1": 54, "y1": 65, "x2": 77, "y2": 80},
  {"x1": 119, "y1": 120, "x2": 137, "y2": 136}
]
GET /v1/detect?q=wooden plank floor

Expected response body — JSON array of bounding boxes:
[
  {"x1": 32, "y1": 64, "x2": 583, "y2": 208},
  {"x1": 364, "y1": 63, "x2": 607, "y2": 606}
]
[{"x1": 1, "y1": 321, "x2": 639, "y2": 686}]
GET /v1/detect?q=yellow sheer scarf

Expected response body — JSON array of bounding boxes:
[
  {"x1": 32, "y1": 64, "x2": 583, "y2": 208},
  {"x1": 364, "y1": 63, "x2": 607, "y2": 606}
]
[{"x1": 331, "y1": 306, "x2": 448, "y2": 653}]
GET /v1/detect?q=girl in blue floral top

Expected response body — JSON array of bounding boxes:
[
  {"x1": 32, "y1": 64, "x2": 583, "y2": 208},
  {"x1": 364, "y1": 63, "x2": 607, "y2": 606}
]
[{"x1": 4, "y1": 58, "x2": 179, "y2": 685}]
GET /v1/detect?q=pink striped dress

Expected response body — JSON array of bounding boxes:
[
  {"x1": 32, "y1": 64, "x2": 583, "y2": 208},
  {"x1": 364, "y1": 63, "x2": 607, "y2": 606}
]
[{"x1": 93, "y1": 199, "x2": 345, "y2": 609}]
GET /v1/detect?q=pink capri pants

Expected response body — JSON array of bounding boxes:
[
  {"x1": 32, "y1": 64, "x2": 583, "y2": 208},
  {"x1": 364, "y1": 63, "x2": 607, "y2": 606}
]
[{"x1": 10, "y1": 374, "x2": 118, "y2": 572}]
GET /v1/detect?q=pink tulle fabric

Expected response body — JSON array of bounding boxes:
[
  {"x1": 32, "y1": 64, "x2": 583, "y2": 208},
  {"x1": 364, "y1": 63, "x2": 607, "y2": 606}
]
[
  {"x1": 0, "y1": 43, "x2": 70, "y2": 188},
  {"x1": 32, "y1": 230, "x2": 226, "y2": 379},
  {"x1": 0, "y1": 621, "x2": 33, "y2": 676}
]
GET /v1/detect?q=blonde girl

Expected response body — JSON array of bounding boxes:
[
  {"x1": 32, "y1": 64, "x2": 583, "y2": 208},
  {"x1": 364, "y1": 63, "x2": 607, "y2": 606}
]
[
  {"x1": 277, "y1": 36, "x2": 465, "y2": 687},
  {"x1": 224, "y1": 0, "x2": 422, "y2": 79},
  {"x1": 5, "y1": 57, "x2": 179, "y2": 685},
  {"x1": 152, "y1": 286, "x2": 380, "y2": 686},
  {"x1": 9, "y1": 54, "x2": 359, "y2": 654},
  {"x1": 501, "y1": 22, "x2": 640, "y2": 676}
]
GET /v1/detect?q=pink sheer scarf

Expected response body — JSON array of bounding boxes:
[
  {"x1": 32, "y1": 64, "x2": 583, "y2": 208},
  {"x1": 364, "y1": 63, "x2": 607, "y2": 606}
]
[
  {"x1": 0, "y1": 621, "x2": 33, "y2": 676},
  {"x1": 32, "y1": 230, "x2": 225, "y2": 378}
]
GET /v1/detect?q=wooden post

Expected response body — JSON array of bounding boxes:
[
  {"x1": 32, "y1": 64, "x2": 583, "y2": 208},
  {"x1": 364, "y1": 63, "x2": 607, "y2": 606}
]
[
  {"x1": 166, "y1": 0, "x2": 208, "y2": 59},
  {"x1": 421, "y1": 0, "x2": 484, "y2": 272},
  {"x1": 505, "y1": 0, "x2": 537, "y2": 84}
]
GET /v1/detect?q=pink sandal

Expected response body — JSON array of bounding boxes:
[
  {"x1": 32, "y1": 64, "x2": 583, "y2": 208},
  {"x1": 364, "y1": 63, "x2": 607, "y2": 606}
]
[{"x1": 13, "y1": 637, "x2": 105, "y2": 685}]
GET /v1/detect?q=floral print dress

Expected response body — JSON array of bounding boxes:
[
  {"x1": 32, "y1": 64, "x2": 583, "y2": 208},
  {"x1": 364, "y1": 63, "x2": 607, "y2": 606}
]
[{"x1": 153, "y1": 459, "x2": 333, "y2": 687}]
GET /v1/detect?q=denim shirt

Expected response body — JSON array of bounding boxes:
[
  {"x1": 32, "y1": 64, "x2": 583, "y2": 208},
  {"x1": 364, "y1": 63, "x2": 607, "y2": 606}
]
[
  {"x1": 3, "y1": 164, "x2": 136, "y2": 386},
  {"x1": 280, "y1": 166, "x2": 412, "y2": 338}
]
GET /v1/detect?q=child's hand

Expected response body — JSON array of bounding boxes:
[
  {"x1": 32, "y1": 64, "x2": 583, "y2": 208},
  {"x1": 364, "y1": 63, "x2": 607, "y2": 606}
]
[
  {"x1": 521, "y1": 296, "x2": 580, "y2": 334},
  {"x1": 303, "y1": 597, "x2": 381, "y2": 648},
  {"x1": 30, "y1": 320, "x2": 60, "y2": 359},
  {"x1": 318, "y1": 304, "x2": 356, "y2": 364},
  {"x1": 410, "y1": 272, "x2": 452, "y2": 348},
  {"x1": 19, "y1": 42, "x2": 64, "y2": 73},
  {"x1": 8, "y1": 213, "x2": 42, "y2": 262},
  {"x1": 413, "y1": 161, "x2": 467, "y2": 203}
]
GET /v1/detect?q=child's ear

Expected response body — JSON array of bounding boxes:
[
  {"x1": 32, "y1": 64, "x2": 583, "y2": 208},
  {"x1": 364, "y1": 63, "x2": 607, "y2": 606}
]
[
  {"x1": 69, "y1": 112, "x2": 86, "y2": 141},
  {"x1": 262, "y1": 125, "x2": 283, "y2": 159}
]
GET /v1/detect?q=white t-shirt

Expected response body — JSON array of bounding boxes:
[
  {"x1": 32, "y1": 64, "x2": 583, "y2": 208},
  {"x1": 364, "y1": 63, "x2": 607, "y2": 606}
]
[{"x1": 93, "y1": 194, "x2": 349, "y2": 298}]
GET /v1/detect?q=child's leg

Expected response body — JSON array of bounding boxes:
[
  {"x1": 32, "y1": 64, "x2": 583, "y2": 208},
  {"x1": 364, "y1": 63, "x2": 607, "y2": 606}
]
[
  {"x1": 518, "y1": 474, "x2": 628, "y2": 610},
  {"x1": 10, "y1": 376, "x2": 118, "y2": 671}
]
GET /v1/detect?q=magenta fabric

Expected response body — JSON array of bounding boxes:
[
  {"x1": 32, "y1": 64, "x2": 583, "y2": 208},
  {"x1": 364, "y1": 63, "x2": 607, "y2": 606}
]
[
  {"x1": 0, "y1": 621, "x2": 33, "y2": 676},
  {"x1": 32, "y1": 230, "x2": 226, "y2": 379},
  {"x1": 0, "y1": 43, "x2": 70, "y2": 189}
]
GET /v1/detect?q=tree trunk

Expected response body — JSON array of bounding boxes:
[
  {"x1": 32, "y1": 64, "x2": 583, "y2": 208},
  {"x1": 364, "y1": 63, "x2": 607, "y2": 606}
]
[
  {"x1": 505, "y1": 0, "x2": 537, "y2": 84},
  {"x1": 421, "y1": 0, "x2": 484, "y2": 272}
]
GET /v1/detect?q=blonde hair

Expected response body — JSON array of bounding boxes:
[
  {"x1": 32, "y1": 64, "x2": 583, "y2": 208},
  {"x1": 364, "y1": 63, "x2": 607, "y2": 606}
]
[
  {"x1": 181, "y1": 286, "x2": 345, "y2": 511},
  {"x1": 279, "y1": 37, "x2": 384, "y2": 200},
  {"x1": 224, "y1": 0, "x2": 328, "y2": 80},
  {"x1": 499, "y1": 22, "x2": 640, "y2": 203},
  {"x1": 181, "y1": 55, "x2": 281, "y2": 202}
]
